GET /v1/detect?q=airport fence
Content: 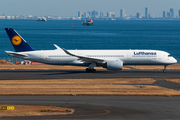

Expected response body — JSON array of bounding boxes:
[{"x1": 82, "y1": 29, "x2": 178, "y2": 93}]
[{"x1": 0, "y1": 57, "x2": 24, "y2": 64}]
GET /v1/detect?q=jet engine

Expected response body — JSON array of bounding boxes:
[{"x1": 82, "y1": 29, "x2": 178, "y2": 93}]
[{"x1": 103, "y1": 60, "x2": 123, "y2": 70}]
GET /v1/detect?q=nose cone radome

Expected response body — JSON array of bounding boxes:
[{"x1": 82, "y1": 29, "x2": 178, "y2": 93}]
[{"x1": 173, "y1": 58, "x2": 177, "y2": 64}]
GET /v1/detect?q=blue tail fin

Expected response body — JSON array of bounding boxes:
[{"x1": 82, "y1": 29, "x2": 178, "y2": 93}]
[{"x1": 5, "y1": 28, "x2": 34, "y2": 52}]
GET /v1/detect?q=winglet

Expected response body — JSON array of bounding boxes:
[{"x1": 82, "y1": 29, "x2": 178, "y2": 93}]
[
  {"x1": 54, "y1": 44, "x2": 61, "y2": 50},
  {"x1": 61, "y1": 48, "x2": 75, "y2": 56}
]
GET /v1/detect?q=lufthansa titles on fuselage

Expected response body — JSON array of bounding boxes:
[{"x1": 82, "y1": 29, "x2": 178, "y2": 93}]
[
  {"x1": 134, "y1": 52, "x2": 157, "y2": 55},
  {"x1": 132, "y1": 52, "x2": 157, "y2": 57}
]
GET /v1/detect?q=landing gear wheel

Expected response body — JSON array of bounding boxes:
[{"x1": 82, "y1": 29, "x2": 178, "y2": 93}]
[
  {"x1": 92, "y1": 69, "x2": 96, "y2": 73},
  {"x1": 86, "y1": 68, "x2": 91, "y2": 72},
  {"x1": 85, "y1": 68, "x2": 96, "y2": 73}
]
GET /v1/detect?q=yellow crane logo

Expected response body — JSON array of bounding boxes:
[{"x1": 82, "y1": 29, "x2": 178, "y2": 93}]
[{"x1": 12, "y1": 36, "x2": 22, "y2": 45}]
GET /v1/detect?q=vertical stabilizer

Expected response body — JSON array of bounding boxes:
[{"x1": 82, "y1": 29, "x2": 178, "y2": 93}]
[{"x1": 5, "y1": 28, "x2": 34, "y2": 52}]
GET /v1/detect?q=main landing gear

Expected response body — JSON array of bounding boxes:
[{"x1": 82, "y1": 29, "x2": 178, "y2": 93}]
[
  {"x1": 163, "y1": 65, "x2": 168, "y2": 73},
  {"x1": 86, "y1": 68, "x2": 96, "y2": 73},
  {"x1": 86, "y1": 63, "x2": 97, "y2": 73}
]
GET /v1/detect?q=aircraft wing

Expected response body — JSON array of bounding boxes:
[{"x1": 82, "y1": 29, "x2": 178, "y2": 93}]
[
  {"x1": 5, "y1": 51, "x2": 28, "y2": 57},
  {"x1": 61, "y1": 48, "x2": 105, "y2": 63}
]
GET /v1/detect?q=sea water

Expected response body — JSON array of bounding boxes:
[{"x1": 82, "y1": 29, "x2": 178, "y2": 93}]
[{"x1": 0, "y1": 20, "x2": 180, "y2": 62}]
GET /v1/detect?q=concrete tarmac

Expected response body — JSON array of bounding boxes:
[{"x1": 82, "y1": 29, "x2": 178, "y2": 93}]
[
  {"x1": 0, "y1": 69, "x2": 180, "y2": 80},
  {"x1": 0, "y1": 96, "x2": 180, "y2": 120},
  {"x1": 0, "y1": 69, "x2": 180, "y2": 119}
]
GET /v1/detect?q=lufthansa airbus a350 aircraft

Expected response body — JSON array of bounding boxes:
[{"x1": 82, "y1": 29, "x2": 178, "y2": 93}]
[{"x1": 5, "y1": 28, "x2": 177, "y2": 72}]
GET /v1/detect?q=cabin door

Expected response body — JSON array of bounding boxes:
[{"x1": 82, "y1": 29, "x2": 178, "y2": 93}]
[{"x1": 40, "y1": 53, "x2": 44, "y2": 60}]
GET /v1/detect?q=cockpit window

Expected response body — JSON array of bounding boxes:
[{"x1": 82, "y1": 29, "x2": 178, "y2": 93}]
[{"x1": 168, "y1": 55, "x2": 172, "y2": 57}]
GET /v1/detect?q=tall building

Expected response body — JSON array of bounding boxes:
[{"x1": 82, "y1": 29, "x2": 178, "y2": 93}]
[
  {"x1": 100, "y1": 12, "x2": 104, "y2": 18},
  {"x1": 87, "y1": 12, "x2": 91, "y2": 17},
  {"x1": 167, "y1": 12, "x2": 171, "y2": 18},
  {"x1": 170, "y1": 8, "x2": 174, "y2": 17},
  {"x1": 148, "y1": 14, "x2": 151, "y2": 18},
  {"x1": 92, "y1": 10, "x2": 98, "y2": 18},
  {"x1": 136, "y1": 13, "x2": 140, "y2": 18},
  {"x1": 78, "y1": 11, "x2": 81, "y2": 17},
  {"x1": 107, "y1": 12, "x2": 115, "y2": 18},
  {"x1": 145, "y1": 7, "x2": 148, "y2": 18},
  {"x1": 84, "y1": 12, "x2": 89, "y2": 18},
  {"x1": 163, "y1": 11, "x2": 166, "y2": 18},
  {"x1": 120, "y1": 9, "x2": 125, "y2": 17}
]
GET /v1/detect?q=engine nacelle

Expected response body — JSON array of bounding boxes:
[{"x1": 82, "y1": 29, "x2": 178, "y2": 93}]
[{"x1": 104, "y1": 60, "x2": 123, "y2": 70}]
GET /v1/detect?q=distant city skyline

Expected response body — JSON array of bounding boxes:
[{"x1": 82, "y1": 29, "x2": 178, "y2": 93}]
[
  {"x1": 1, "y1": 7, "x2": 180, "y2": 20},
  {"x1": 1, "y1": 0, "x2": 180, "y2": 17}
]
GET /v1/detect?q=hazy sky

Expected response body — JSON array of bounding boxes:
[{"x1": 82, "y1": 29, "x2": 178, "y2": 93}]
[{"x1": 1, "y1": 0, "x2": 180, "y2": 17}]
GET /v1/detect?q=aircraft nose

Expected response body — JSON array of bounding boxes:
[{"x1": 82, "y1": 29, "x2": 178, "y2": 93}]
[{"x1": 173, "y1": 58, "x2": 177, "y2": 63}]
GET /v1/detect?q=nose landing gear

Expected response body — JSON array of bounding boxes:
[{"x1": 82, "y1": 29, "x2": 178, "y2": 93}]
[{"x1": 163, "y1": 65, "x2": 168, "y2": 73}]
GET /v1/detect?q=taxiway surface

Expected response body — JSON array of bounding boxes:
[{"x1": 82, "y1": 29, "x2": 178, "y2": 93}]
[
  {"x1": 0, "y1": 70, "x2": 180, "y2": 119},
  {"x1": 0, "y1": 96, "x2": 180, "y2": 120},
  {"x1": 0, "y1": 69, "x2": 180, "y2": 80}
]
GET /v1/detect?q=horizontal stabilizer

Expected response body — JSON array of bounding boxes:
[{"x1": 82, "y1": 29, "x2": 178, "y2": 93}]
[{"x1": 5, "y1": 51, "x2": 28, "y2": 57}]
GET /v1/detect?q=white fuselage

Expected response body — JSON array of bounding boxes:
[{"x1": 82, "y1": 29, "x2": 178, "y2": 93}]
[
  {"x1": 5, "y1": 28, "x2": 177, "y2": 71},
  {"x1": 11, "y1": 49, "x2": 177, "y2": 66}
]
